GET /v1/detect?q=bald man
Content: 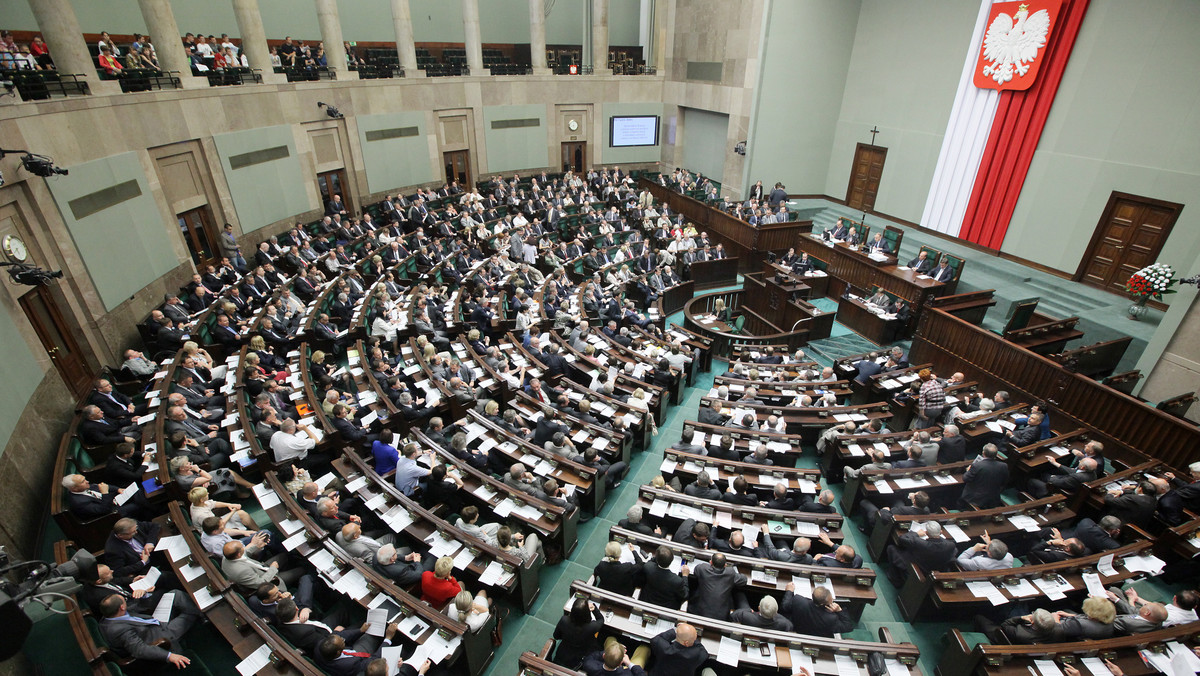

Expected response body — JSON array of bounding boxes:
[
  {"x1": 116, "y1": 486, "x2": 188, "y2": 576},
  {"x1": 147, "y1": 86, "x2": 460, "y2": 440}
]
[
  {"x1": 641, "y1": 623, "x2": 709, "y2": 676},
  {"x1": 1107, "y1": 587, "x2": 1168, "y2": 634}
]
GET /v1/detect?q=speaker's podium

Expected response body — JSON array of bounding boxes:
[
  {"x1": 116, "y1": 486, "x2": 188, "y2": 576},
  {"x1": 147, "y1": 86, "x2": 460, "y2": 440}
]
[{"x1": 740, "y1": 271, "x2": 835, "y2": 340}]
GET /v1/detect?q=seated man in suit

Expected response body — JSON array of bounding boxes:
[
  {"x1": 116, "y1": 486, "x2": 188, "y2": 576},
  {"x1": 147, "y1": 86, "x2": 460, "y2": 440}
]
[
  {"x1": 372, "y1": 543, "x2": 431, "y2": 587},
  {"x1": 934, "y1": 425, "x2": 966, "y2": 464},
  {"x1": 104, "y1": 518, "x2": 162, "y2": 579},
  {"x1": 697, "y1": 399, "x2": 727, "y2": 425},
  {"x1": 336, "y1": 523, "x2": 396, "y2": 563},
  {"x1": 1029, "y1": 533, "x2": 1089, "y2": 564},
  {"x1": 639, "y1": 546, "x2": 689, "y2": 610},
  {"x1": 906, "y1": 250, "x2": 933, "y2": 274},
  {"x1": 859, "y1": 490, "x2": 931, "y2": 531},
  {"x1": 758, "y1": 536, "x2": 813, "y2": 565},
  {"x1": 1105, "y1": 587, "x2": 1168, "y2": 635},
  {"x1": 814, "y1": 540, "x2": 862, "y2": 568},
  {"x1": 62, "y1": 473, "x2": 149, "y2": 521},
  {"x1": 687, "y1": 554, "x2": 747, "y2": 621},
  {"x1": 931, "y1": 257, "x2": 955, "y2": 283},
  {"x1": 853, "y1": 353, "x2": 883, "y2": 385},
  {"x1": 799, "y1": 490, "x2": 837, "y2": 514},
  {"x1": 89, "y1": 379, "x2": 141, "y2": 425},
  {"x1": 1027, "y1": 456, "x2": 1098, "y2": 499},
  {"x1": 1156, "y1": 462, "x2": 1200, "y2": 525},
  {"x1": 730, "y1": 595, "x2": 792, "y2": 631},
  {"x1": 77, "y1": 561, "x2": 195, "y2": 619},
  {"x1": 1104, "y1": 480, "x2": 1160, "y2": 528},
  {"x1": 221, "y1": 539, "x2": 303, "y2": 593},
  {"x1": 886, "y1": 520, "x2": 957, "y2": 586},
  {"x1": 781, "y1": 584, "x2": 854, "y2": 638},
  {"x1": 956, "y1": 533, "x2": 1016, "y2": 570},
  {"x1": 866, "y1": 232, "x2": 891, "y2": 254},
  {"x1": 276, "y1": 598, "x2": 357, "y2": 656},
  {"x1": 97, "y1": 593, "x2": 201, "y2": 669},
  {"x1": 616, "y1": 505, "x2": 659, "y2": 536},
  {"x1": 79, "y1": 404, "x2": 140, "y2": 447}
]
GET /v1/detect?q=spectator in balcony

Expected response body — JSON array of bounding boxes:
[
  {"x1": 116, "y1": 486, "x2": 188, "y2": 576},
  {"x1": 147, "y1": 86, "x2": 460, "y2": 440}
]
[
  {"x1": 98, "y1": 46, "x2": 123, "y2": 76},
  {"x1": 97, "y1": 31, "x2": 121, "y2": 59},
  {"x1": 269, "y1": 46, "x2": 282, "y2": 68},
  {"x1": 278, "y1": 37, "x2": 297, "y2": 67},
  {"x1": 29, "y1": 35, "x2": 53, "y2": 70}
]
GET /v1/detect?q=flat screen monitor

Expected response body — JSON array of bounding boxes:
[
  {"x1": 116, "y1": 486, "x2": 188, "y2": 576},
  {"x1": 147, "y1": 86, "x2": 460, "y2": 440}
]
[{"x1": 609, "y1": 115, "x2": 660, "y2": 147}]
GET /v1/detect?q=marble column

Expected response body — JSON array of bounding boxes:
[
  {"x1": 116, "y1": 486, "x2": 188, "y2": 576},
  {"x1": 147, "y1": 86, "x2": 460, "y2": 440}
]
[
  {"x1": 315, "y1": 0, "x2": 348, "y2": 77},
  {"x1": 390, "y1": 0, "x2": 421, "y2": 76},
  {"x1": 529, "y1": 0, "x2": 550, "y2": 74},
  {"x1": 136, "y1": 0, "x2": 205, "y2": 87},
  {"x1": 232, "y1": 0, "x2": 283, "y2": 83},
  {"x1": 592, "y1": 0, "x2": 609, "y2": 73},
  {"x1": 26, "y1": 0, "x2": 110, "y2": 91},
  {"x1": 462, "y1": 0, "x2": 485, "y2": 74}
]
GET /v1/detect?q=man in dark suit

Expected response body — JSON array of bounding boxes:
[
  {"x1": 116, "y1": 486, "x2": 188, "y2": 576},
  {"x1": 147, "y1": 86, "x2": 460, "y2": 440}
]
[
  {"x1": 781, "y1": 585, "x2": 855, "y2": 637},
  {"x1": 1104, "y1": 480, "x2": 1159, "y2": 528},
  {"x1": 639, "y1": 546, "x2": 688, "y2": 609},
  {"x1": 646, "y1": 625, "x2": 709, "y2": 676},
  {"x1": 104, "y1": 518, "x2": 162, "y2": 578},
  {"x1": 105, "y1": 443, "x2": 151, "y2": 487},
  {"x1": 372, "y1": 543, "x2": 430, "y2": 587},
  {"x1": 330, "y1": 404, "x2": 376, "y2": 447},
  {"x1": 697, "y1": 400, "x2": 726, "y2": 425},
  {"x1": 63, "y1": 473, "x2": 146, "y2": 520},
  {"x1": 931, "y1": 257, "x2": 955, "y2": 283},
  {"x1": 959, "y1": 444, "x2": 1010, "y2": 508},
  {"x1": 859, "y1": 490, "x2": 932, "y2": 530},
  {"x1": 97, "y1": 593, "x2": 200, "y2": 669},
  {"x1": 1028, "y1": 536, "x2": 1088, "y2": 564},
  {"x1": 673, "y1": 519, "x2": 712, "y2": 550},
  {"x1": 687, "y1": 554, "x2": 746, "y2": 621},
  {"x1": 758, "y1": 536, "x2": 814, "y2": 564},
  {"x1": 79, "y1": 404, "x2": 138, "y2": 446},
  {"x1": 1064, "y1": 516, "x2": 1123, "y2": 553},
  {"x1": 1027, "y1": 456, "x2": 1098, "y2": 499},
  {"x1": 276, "y1": 598, "x2": 354, "y2": 655},
  {"x1": 886, "y1": 520, "x2": 957, "y2": 586},
  {"x1": 907, "y1": 250, "x2": 933, "y2": 274},
  {"x1": 1006, "y1": 412, "x2": 1044, "y2": 448},
  {"x1": 730, "y1": 596, "x2": 792, "y2": 631},
  {"x1": 853, "y1": 353, "x2": 882, "y2": 385},
  {"x1": 935, "y1": 425, "x2": 966, "y2": 464},
  {"x1": 89, "y1": 379, "x2": 139, "y2": 424},
  {"x1": 1158, "y1": 463, "x2": 1200, "y2": 525}
]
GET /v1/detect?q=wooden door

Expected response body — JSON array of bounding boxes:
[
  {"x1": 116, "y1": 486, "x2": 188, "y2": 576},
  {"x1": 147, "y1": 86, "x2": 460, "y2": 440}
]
[
  {"x1": 846, "y1": 143, "x2": 886, "y2": 211},
  {"x1": 561, "y1": 142, "x2": 586, "y2": 172},
  {"x1": 317, "y1": 169, "x2": 351, "y2": 215},
  {"x1": 443, "y1": 150, "x2": 471, "y2": 189},
  {"x1": 19, "y1": 285, "x2": 92, "y2": 397},
  {"x1": 1075, "y1": 192, "x2": 1183, "y2": 294},
  {"x1": 176, "y1": 206, "x2": 220, "y2": 268}
]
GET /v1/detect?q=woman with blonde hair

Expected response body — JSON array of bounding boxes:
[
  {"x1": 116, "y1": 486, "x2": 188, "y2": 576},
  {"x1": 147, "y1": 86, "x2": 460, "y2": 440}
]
[
  {"x1": 420, "y1": 556, "x2": 462, "y2": 607},
  {"x1": 626, "y1": 388, "x2": 649, "y2": 412},
  {"x1": 447, "y1": 589, "x2": 491, "y2": 632},
  {"x1": 712, "y1": 298, "x2": 732, "y2": 324},
  {"x1": 188, "y1": 486, "x2": 257, "y2": 533}
]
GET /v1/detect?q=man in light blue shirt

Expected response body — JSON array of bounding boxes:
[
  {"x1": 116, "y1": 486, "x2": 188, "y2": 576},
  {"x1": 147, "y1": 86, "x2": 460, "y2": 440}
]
[
  {"x1": 394, "y1": 443, "x2": 432, "y2": 496},
  {"x1": 956, "y1": 535, "x2": 1015, "y2": 571}
]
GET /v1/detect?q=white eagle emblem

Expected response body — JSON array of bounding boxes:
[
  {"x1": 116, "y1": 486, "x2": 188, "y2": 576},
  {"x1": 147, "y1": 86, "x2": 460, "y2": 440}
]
[{"x1": 981, "y1": 3, "x2": 1052, "y2": 84}]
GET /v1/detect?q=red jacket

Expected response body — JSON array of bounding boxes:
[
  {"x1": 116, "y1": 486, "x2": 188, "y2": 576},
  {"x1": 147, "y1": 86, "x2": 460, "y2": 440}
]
[{"x1": 420, "y1": 571, "x2": 461, "y2": 607}]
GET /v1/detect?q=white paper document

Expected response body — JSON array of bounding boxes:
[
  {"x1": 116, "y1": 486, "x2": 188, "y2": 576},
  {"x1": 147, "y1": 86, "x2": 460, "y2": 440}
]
[
  {"x1": 716, "y1": 636, "x2": 741, "y2": 666},
  {"x1": 236, "y1": 643, "x2": 273, "y2": 676},
  {"x1": 365, "y1": 608, "x2": 388, "y2": 636},
  {"x1": 130, "y1": 566, "x2": 161, "y2": 592},
  {"x1": 1034, "y1": 659, "x2": 1064, "y2": 676},
  {"x1": 1081, "y1": 572, "x2": 1107, "y2": 598},
  {"x1": 152, "y1": 592, "x2": 175, "y2": 623}
]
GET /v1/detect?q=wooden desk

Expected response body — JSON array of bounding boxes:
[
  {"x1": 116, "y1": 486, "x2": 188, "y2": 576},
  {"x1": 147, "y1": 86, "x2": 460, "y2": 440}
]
[
  {"x1": 689, "y1": 257, "x2": 739, "y2": 290},
  {"x1": 835, "y1": 296, "x2": 903, "y2": 345},
  {"x1": 796, "y1": 234, "x2": 948, "y2": 332},
  {"x1": 640, "y1": 179, "x2": 812, "y2": 275},
  {"x1": 765, "y1": 262, "x2": 830, "y2": 298}
]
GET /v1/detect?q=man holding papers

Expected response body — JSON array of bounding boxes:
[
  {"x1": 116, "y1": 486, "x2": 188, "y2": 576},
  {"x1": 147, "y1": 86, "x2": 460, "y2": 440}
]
[
  {"x1": 316, "y1": 610, "x2": 401, "y2": 676},
  {"x1": 98, "y1": 592, "x2": 201, "y2": 669}
]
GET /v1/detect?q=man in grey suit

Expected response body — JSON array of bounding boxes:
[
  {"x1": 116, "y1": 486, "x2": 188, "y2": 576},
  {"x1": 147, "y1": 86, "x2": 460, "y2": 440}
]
[
  {"x1": 687, "y1": 553, "x2": 747, "y2": 620},
  {"x1": 956, "y1": 534, "x2": 1015, "y2": 570},
  {"x1": 730, "y1": 595, "x2": 793, "y2": 631},
  {"x1": 221, "y1": 539, "x2": 302, "y2": 593},
  {"x1": 758, "y1": 536, "x2": 814, "y2": 565},
  {"x1": 98, "y1": 593, "x2": 201, "y2": 669},
  {"x1": 335, "y1": 523, "x2": 396, "y2": 563},
  {"x1": 1107, "y1": 587, "x2": 1168, "y2": 634},
  {"x1": 372, "y1": 543, "x2": 431, "y2": 586}
]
